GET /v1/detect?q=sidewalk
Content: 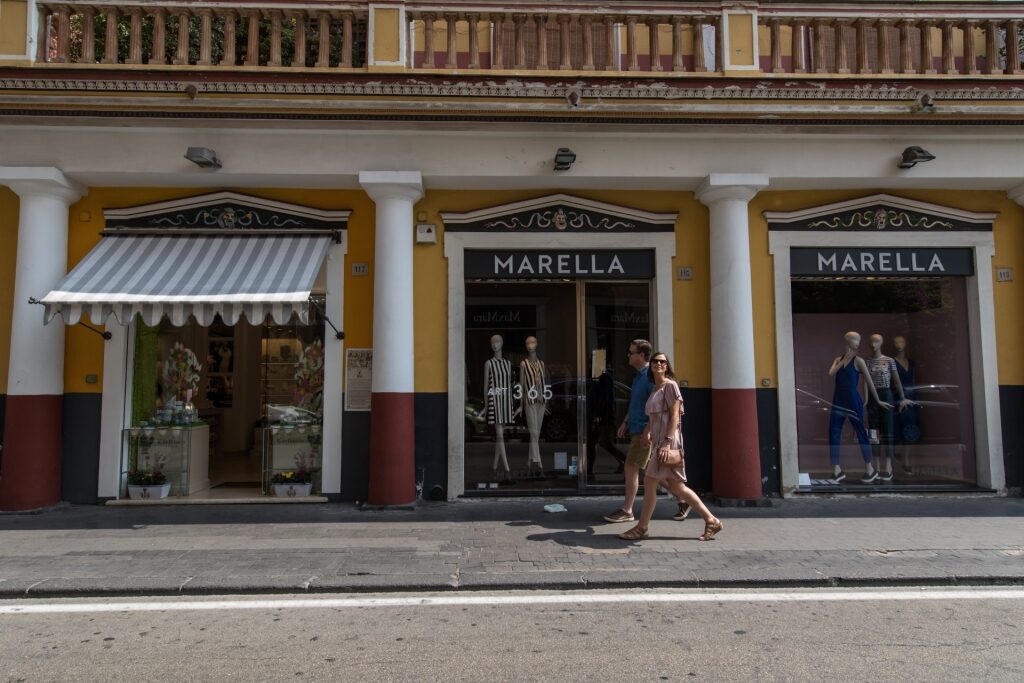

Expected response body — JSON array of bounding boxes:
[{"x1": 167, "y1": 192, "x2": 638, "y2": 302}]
[{"x1": 1, "y1": 496, "x2": 1022, "y2": 597}]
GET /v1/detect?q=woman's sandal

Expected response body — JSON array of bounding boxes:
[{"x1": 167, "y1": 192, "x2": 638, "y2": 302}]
[
  {"x1": 698, "y1": 519, "x2": 723, "y2": 542},
  {"x1": 618, "y1": 525, "x2": 649, "y2": 541}
]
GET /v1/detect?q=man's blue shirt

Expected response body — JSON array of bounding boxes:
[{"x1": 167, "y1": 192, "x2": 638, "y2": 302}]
[{"x1": 626, "y1": 365, "x2": 653, "y2": 435}]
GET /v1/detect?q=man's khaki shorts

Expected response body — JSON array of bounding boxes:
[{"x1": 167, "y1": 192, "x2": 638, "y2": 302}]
[{"x1": 625, "y1": 434, "x2": 651, "y2": 469}]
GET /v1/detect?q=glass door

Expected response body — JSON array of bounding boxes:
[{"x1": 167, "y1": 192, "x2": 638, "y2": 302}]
[
  {"x1": 462, "y1": 279, "x2": 651, "y2": 494},
  {"x1": 579, "y1": 281, "x2": 652, "y2": 489}
]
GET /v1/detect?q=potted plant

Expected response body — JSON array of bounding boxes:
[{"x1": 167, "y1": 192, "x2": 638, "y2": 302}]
[
  {"x1": 127, "y1": 469, "x2": 171, "y2": 500},
  {"x1": 271, "y1": 469, "x2": 313, "y2": 497}
]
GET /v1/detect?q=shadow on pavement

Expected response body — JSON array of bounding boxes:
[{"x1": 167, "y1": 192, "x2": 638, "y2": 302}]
[{"x1": 1, "y1": 495, "x2": 1022, "y2": 532}]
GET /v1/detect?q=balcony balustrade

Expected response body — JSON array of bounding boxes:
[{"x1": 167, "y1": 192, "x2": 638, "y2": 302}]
[{"x1": 29, "y1": 2, "x2": 1024, "y2": 77}]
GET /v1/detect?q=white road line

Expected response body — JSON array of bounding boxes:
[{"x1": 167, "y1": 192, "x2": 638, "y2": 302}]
[{"x1": 1, "y1": 589, "x2": 1023, "y2": 615}]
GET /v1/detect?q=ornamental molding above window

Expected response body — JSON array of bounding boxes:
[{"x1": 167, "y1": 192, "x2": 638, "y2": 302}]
[
  {"x1": 102, "y1": 191, "x2": 350, "y2": 236},
  {"x1": 441, "y1": 194, "x2": 678, "y2": 233},
  {"x1": 764, "y1": 194, "x2": 996, "y2": 232}
]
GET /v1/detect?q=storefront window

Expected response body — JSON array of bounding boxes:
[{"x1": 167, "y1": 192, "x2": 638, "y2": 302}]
[{"x1": 792, "y1": 278, "x2": 976, "y2": 489}]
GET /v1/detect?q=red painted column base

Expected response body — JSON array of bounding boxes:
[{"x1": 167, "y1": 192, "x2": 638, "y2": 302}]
[
  {"x1": 0, "y1": 395, "x2": 63, "y2": 511},
  {"x1": 367, "y1": 392, "x2": 416, "y2": 506},
  {"x1": 710, "y1": 388, "x2": 763, "y2": 501}
]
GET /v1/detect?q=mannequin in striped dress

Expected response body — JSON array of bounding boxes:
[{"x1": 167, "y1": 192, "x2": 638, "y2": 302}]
[
  {"x1": 519, "y1": 336, "x2": 549, "y2": 475},
  {"x1": 484, "y1": 335, "x2": 514, "y2": 478}
]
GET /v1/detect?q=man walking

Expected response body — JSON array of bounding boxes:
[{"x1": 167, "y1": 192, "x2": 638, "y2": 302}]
[{"x1": 603, "y1": 339, "x2": 690, "y2": 523}]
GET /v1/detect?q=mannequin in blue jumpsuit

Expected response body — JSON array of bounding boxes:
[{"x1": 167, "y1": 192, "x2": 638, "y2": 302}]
[{"x1": 828, "y1": 332, "x2": 892, "y2": 483}]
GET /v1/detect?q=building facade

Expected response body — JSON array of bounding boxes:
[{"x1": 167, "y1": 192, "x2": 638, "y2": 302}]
[{"x1": 1, "y1": 0, "x2": 1022, "y2": 510}]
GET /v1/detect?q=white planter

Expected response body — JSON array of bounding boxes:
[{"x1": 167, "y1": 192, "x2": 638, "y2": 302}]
[
  {"x1": 273, "y1": 483, "x2": 313, "y2": 497},
  {"x1": 127, "y1": 483, "x2": 171, "y2": 500}
]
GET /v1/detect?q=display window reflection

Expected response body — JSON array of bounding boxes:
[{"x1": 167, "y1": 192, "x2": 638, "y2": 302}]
[{"x1": 792, "y1": 278, "x2": 976, "y2": 489}]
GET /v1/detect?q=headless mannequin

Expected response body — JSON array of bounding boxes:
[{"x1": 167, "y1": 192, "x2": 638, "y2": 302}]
[
  {"x1": 866, "y1": 333, "x2": 912, "y2": 480},
  {"x1": 891, "y1": 335, "x2": 919, "y2": 474},
  {"x1": 483, "y1": 334, "x2": 512, "y2": 479},
  {"x1": 518, "y1": 336, "x2": 548, "y2": 475},
  {"x1": 828, "y1": 331, "x2": 892, "y2": 482}
]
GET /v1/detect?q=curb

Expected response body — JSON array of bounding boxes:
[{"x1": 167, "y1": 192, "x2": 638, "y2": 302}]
[{"x1": 2, "y1": 574, "x2": 1022, "y2": 599}]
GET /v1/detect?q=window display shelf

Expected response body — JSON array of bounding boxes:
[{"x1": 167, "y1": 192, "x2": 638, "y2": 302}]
[{"x1": 260, "y1": 425, "x2": 323, "y2": 494}]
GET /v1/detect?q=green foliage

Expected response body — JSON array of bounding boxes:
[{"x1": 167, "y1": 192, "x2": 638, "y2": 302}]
[{"x1": 128, "y1": 469, "x2": 167, "y2": 486}]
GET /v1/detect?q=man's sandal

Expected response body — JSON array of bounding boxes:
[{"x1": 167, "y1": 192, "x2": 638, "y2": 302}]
[
  {"x1": 698, "y1": 519, "x2": 723, "y2": 542},
  {"x1": 618, "y1": 525, "x2": 649, "y2": 541}
]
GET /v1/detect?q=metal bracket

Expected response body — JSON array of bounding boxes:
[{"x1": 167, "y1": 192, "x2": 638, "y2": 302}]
[{"x1": 307, "y1": 297, "x2": 344, "y2": 340}]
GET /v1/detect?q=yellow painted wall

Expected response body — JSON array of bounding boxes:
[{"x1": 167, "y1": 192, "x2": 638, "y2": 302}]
[
  {"x1": 727, "y1": 13, "x2": 756, "y2": 67},
  {"x1": 372, "y1": 8, "x2": 401, "y2": 63},
  {"x1": 414, "y1": 190, "x2": 711, "y2": 393},
  {"x1": 750, "y1": 189, "x2": 1024, "y2": 387},
  {"x1": 0, "y1": 186, "x2": 18, "y2": 394},
  {"x1": 0, "y1": 0, "x2": 28, "y2": 57},
  {"x1": 61, "y1": 187, "x2": 377, "y2": 393}
]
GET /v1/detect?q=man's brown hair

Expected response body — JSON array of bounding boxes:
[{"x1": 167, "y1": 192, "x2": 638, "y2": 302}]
[{"x1": 631, "y1": 339, "x2": 653, "y2": 361}]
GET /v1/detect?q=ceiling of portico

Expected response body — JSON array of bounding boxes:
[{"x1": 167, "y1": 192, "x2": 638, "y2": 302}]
[{"x1": 1, "y1": 121, "x2": 1022, "y2": 192}]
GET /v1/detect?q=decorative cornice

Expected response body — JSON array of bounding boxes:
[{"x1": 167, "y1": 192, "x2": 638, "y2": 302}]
[
  {"x1": 2, "y1": 77, "x2": 1024, "y2": 102},
  {"x1": 765, "y1": 193, "x2": 996, "y2": 231}
]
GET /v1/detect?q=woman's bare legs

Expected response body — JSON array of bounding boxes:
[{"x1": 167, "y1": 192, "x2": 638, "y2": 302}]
[{"x1": 636, "y1": 475, "x2": 660, "y2": 528}]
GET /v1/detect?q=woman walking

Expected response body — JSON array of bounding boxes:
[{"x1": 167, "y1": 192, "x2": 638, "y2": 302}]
[{"x1": 619, "y1": 351, "x2": 723, "y2": 542}]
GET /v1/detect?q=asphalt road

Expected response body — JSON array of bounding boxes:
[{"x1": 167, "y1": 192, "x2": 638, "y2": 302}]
[{"x1": 2, "y1": 588, "x2": 1022, "y2": 682}]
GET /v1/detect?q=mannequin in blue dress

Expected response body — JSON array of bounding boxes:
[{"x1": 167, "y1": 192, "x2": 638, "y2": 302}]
[
  {"x1": 892, "y1": 335, "x2": 919, "y2": 474},
  {"x1": 828, "y1": 331, "x2": 892, "y2": 483}
]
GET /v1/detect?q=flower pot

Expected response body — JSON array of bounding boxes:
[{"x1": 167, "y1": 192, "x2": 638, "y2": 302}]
[
  {"x1": 273, "y1": 483, "x2": 313, "y2": 497},
  {"x1": 127, "y1": 483, "x2": 171, "y2": 500}
]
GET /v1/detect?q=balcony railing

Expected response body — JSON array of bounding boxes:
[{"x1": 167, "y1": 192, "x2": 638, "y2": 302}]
[
  {"x1": 29, "y1": 2, "x2": 1024, "y2": 77},
  {"x1": 37, "y1": 2, "x2": 367, "y2": 69}
]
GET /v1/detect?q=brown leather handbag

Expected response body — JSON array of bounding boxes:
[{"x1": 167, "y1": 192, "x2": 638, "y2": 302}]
[{"x1": 658, "y1": 424, "x2": 685, "y2": 466}]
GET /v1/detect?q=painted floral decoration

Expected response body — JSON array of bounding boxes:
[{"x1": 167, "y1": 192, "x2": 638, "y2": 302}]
[
  {"x1": 162, "y1": 342, "x2": 202, "y2": 403},
  {"x1": 292, "y1": 339, "x2": 324, "y2": 416}
]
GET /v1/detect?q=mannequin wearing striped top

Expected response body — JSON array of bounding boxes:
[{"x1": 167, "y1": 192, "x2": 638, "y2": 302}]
[
  {"x1": 484, "y1": 335, "x2": 514, "y2": 478},
  {"x1": 519, "y1": 336, "x2": 549, "y2": 474},
  {"x1": 866, "y1": 333, "x2": 912, "y2": 482}
]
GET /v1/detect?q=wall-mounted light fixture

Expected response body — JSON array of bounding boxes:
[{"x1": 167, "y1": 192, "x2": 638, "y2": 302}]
[
  {"x1": 553, "y1": 148, "x2": 576, "y2": 171},
  {"x1": 897, "y1": 146, "x2": 935, "y2": 169},
  {"x1": 184, "y1": 147, "x2": 222, "y2": 169}
]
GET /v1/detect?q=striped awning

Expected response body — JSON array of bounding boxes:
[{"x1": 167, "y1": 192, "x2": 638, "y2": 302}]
[{"x1": 42, "y1": 233, "x2": 332, "y2": 327}]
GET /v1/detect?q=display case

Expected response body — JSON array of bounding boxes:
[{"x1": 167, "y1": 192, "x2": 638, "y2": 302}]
[
  {"x1": 121, "y1": 424, "x2": 210, "y2": 497},
  {"x1": 260, "y1": 424, "x2": 323, "y2": 494}
]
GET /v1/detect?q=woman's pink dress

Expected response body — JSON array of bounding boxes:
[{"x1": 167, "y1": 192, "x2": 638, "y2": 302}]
[{"x1": 644, "y1": 379, "x2": 686, "y2": 482}]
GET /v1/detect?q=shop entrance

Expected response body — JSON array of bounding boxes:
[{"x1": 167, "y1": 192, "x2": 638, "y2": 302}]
[
  {"x1": 125, "y1": 304, "x2": 326, "y2": 500},
  {"x1": 464, "y1": 280, "x2": 651, "y2": 494}
]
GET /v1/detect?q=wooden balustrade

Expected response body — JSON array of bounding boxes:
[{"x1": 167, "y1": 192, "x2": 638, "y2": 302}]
[
  {"x1": 36, "y1": 2, "x2": 367, "y2": 69},
  {"x1": 28, "y1": 2, "x2": 1024, "y2": 77}
]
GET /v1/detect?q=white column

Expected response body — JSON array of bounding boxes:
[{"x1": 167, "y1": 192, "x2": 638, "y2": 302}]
[
  {"x1": 359, "y1": 171, "x2": 423, "y2": 505},
  {"x1": 359, "y1": 172, "x2": 423, "y2": 395},
  {"x1": 0, "y1": 167, "x2": 83, "y2": 510},
  {"x1": 696, "y1": 174, "x2": 767, "y2": 391},
  {"x1": 696, "y1": 173, "x2": 767, "y2": 501},
  {"x1": 3, "y1": 169, "x2": 83, "y2": 396},
  {"x1": 320, "y1": 237, "x2": 347, "y2": 498}
]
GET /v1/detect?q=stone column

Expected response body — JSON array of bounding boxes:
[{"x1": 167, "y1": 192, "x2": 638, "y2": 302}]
[
  {"x1": 696, "y1": 174, "x2": 768, "y2": 502},
  {"x1": 0, "y1": 168, "x2": 84, "y2": 511},
  {"x1": 359, "y1": 171, "x2": 424, "y2": 506}
]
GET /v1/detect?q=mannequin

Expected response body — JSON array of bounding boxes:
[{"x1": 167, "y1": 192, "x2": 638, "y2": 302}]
[
  {"x1": 865, "y1": 334, "x2": 913, "y2": 482},
  {"x1": 828, "y1": 331, "x2": 893, "y2": 483},
  {"x1": 483, "y1": 334, "x2": 514, "y2": 479},
  {"x1": 892, "y1": 335, "x2": 919, "y2": 474},
  {"x1": 518, "y1": 336, "x2": 549, "y2": 475}
]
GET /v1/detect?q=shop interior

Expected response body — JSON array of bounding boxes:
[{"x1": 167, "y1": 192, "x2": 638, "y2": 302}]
[
  {"x1": 464, "y1": 280, "x2": 651, "y2": 494},
  {"x1": 125, "y1": 297, "x2": 326, "y2": 499},
  {"x1": 791, "y1": 277, "x2": 977, "y2": 491}
]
